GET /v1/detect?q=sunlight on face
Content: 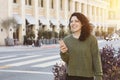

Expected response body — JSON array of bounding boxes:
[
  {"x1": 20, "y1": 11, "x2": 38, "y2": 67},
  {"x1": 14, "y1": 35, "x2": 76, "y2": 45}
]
[{"x1": 70, "y1": 16, "x2": 82, "y2": 33}]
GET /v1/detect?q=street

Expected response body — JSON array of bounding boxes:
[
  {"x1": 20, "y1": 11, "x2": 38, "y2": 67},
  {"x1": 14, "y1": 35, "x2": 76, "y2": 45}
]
[
  {"x1": 0, "y1": 39, "x2": 120, "y2": 80},
  {"x1": 0, "y1": 44, "x2": 60, "y2": 80}
]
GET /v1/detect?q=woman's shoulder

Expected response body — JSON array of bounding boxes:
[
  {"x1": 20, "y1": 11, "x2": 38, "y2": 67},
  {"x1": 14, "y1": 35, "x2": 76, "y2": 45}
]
[
  {"x1": 63, "y1": 34, "x2": 72, "y2": 40},
  {"x1": 88, "y1": 34, "x2": 97, "y2": 41},
  {"x1": 62, "y1": 34, "x2": 73, "y2": 43}
]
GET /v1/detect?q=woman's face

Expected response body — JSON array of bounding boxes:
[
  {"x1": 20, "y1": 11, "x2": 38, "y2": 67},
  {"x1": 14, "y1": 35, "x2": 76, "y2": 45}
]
[{"x1": 70, "y1": 16, "x2": 82, "y2": 33}]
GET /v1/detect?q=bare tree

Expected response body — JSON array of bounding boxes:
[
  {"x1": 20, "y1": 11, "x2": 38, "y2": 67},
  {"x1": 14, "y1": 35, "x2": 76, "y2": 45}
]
[
  {"x1": 1, "y1": 17, "x2": 18, "y2": 38},
  {"x1": 1, "y1": 18, "x2": 18, "y2": 46}
]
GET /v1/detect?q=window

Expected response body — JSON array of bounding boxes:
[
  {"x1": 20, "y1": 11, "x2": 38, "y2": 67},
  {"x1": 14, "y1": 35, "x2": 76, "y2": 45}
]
[
  {"x1": 13, "y1": 0, "x2": 17, "y2": 3},
  {"x1": 38, "y1": 0, "x2": 44, "y2": 7},
  {"x1": 60, "y1": 0, "x2": 63, "y2": 10},
  {"x1": 51, "y1": 0, "x2": 54, "y2": 9},
  {"x1": 81, "y1": 3, "x2": 84, "y2": 13},
  {"x1": 25, "y1": 0, "x2": 32, "y2": 6},
  {"x1": 75, "y1": 2, "x2": 78, "y2": 11},
  {"x1": 1, "y1": 29, "x2": 3, "y2": 32},
  {"x1": 28, "y1": 0, "x2": 32, "y2": 5},
  {"x1": 41, "y1": 0, "x2": 44, "y2": 7},
  {"x1": 10, "y1": 29, "x2": 12, "y2": 31},
  {"x1": 87, "y1": 5, "x2": 90, "y2": 15},
  {"x1": 68, "y1": 0, "x2": 70, "y2": 11},
  {"x1": 25, "y1": 0, "x2": 27, "y2": 5}
]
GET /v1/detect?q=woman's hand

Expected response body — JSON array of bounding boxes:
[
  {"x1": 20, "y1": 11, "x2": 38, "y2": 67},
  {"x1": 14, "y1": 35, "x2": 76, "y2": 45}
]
[{"x1": 59, "y1": 40, "x2": 68, "y2": 53}]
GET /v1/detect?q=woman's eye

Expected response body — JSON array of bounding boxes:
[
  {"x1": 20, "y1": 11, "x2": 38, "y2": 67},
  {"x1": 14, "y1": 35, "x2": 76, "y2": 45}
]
[
  {"x1": 75, "y1": 20, "x2": 79, "y2": 22},
  {"x1": 70, "y1": 21, "x2": 73, "y2": 23}
]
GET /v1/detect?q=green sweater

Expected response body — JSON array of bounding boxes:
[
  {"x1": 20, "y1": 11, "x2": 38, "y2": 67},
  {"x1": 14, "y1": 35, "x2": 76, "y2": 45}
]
[{"x1": 60, "y1": 34, "x2": 103, "y2": 80}]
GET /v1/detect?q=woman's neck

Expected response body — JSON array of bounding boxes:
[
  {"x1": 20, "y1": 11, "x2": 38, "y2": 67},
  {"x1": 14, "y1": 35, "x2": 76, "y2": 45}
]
[{"x1": 72, "y1": 32, "x2": 81, "y2": 39}]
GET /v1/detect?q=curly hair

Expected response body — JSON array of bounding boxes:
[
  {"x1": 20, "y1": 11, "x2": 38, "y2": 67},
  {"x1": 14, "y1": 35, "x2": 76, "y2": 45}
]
[{"x1": 69, "y1": 12, "x2": 92, "y2": 41}]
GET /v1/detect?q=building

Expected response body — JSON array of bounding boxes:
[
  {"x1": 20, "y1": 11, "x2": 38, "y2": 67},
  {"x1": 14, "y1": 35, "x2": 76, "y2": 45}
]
[
  {"x1": 107, "y1": 0, "x2": 120, "y2": 34},
  {"x1": 0, "y1": 0, "x2": 111, "y2": 45}
]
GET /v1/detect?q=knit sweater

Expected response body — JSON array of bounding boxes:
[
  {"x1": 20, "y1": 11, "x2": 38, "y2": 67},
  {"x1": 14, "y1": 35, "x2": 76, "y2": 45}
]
[{"x1": 60, "y1": 34, "x2": 103, "y2": 80}]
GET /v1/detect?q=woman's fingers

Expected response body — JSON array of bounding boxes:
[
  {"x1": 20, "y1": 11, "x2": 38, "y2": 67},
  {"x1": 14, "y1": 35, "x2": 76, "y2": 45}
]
[
  {"x1": 59, "y1": 40, "x2": 65, "y2": 46},
  {"x1": 60, "y1": 45, "x2": 68, "y2": 53},
  {"x1": 59, "y1": 40, "x2": 68, "y2": 53}
]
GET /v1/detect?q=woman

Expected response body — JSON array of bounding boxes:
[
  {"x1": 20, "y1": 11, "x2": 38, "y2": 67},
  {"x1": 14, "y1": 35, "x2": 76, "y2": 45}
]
[{"x1": 59, "y1": 12, "x2": 103, "y2": 80}]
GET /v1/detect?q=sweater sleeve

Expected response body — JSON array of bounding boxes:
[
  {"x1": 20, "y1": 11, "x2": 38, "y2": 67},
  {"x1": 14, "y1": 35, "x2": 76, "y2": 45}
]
[
  {"x1": 91, "y1": 36, "x2": 103, "y2": 77},
  {"x1": 60, "y1": 52, "x2": 69, "y2": 64},
  {"x1": 59, "y1": 38, "x2": 69, "y2": 64}
]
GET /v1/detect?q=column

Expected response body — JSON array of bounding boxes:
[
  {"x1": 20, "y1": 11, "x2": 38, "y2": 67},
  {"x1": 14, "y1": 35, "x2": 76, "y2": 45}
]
[
  {"x1": 89, "y1": 5, "x2": 92, "y2": 21},
  {"x1": 8, "y1": 0, "x2": 13, "y2": 38},
  {"x1": 94, "y1": 6, "x2": 97, "y2": 24},
  {"x1": 64, "y1": 0, "x2": 69, "y2": 29},
  {"x1": 8, "y1": 0, "x2": 12, "y2": 17},
  {"x1": 55, "y1": 0, "x2": 59, "y2": 32},
  {"x1": 98, "y1": 7, "x2": 101, "y2": 26},
  {"x1": 20, "y1": 0, "x2": 25, "y2": 44},
  {"x1": 45, "y1": 0, "x2": 50, "y2": 30},
  {"x1": 64, "y1": 0, "x2": 68, "y2": 20},
  {"x1": 102, "y1": 9, "x2": 105, "y2": 27},
  {"x1": 33, "y1": 0, "x2": 39, "y2": 40}
]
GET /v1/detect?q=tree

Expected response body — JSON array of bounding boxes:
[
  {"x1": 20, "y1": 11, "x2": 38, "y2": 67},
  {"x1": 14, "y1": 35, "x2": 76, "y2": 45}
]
[
  {"x1": 59, "y1": 29, "x2": 65, "y2": 39},
  {"x1": 1, "y1": 18, "x2": 18, "y2": 38},
  {"x1": 26, "y1": 30, "x2": 35, "y2": 42}
]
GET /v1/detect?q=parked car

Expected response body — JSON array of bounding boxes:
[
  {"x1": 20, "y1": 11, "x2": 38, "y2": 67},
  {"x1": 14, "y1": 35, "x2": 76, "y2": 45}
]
[{"x1": 105, "y1": 33, "x2": 119, "y2": 41}]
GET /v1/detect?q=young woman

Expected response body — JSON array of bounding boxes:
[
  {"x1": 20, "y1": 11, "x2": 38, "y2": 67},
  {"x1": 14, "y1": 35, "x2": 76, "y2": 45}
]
[{"x1": 59, "y1": 12, "x2": 103, "y2": 80}]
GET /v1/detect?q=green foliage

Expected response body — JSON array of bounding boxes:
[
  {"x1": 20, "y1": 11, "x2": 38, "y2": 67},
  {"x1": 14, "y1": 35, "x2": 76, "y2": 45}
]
[
  {"x1": 26, "y1": 30, "x2": 35, "y2": 41},
  {"x1": 38, "y1": 30, "x2": 44, "y2": 39},
  {"x1": 38, "y1": 30, "x2": 51, "y2": 39},
  {"x1": 59, "y1": 29, "x2": 65, "y2": 38}
]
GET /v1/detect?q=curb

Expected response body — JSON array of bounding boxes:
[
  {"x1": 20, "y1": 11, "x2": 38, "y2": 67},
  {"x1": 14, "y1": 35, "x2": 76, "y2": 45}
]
[{"x1": 41, "y1": 44, "x2": 59, "y2": 49}]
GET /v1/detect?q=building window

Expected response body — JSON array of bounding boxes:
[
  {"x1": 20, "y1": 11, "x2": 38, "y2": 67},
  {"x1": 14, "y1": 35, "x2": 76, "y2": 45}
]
[
  {"x1": 25, "y1": 0, "x2": 27, "y2": 5},
  {"x1": 51, "y1": 0, "x2": 54, "y2": 9},
  {"x1": 28, "y1": 0, "x2": 32, "y2": 5},
  {"x1": 25, "y1": 0, "x2": 32, "y2": 6},
  {"x1": 41, "y1": 0, "x2": 44, "y2": 7},
  {"x1": 1, "y1": 29, "x2": 3, "y2": 32},
  {"x1": 87, "y1": 5, "x2": 90, "y2": 15},
  {"x1": 75, "y1": 2, "x2": 78, "y2": 11},
  {"x1": 60, "y1": 0, "x2": 63, "y2": 10},
  {"x1": 13, "y1": 0, "x2": 17, "y2": 3},
  {"x1": 38, "y1": 0, "x2": 44, "y2": 7},
  {"x1": 81, "y1": 3, "x2": 84, "y2": 13},
  {"x1": 10, "y1": 29, "x2": 12, "y2": 31},
  {"x1": 68, "y1": 0, "x2": 70, "y2": 11}
]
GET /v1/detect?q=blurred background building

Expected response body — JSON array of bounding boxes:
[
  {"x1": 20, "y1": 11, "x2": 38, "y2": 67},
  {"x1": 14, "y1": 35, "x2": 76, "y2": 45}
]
[{"x1": 0, "y1": 0, "x2": 120, "y2": 45}]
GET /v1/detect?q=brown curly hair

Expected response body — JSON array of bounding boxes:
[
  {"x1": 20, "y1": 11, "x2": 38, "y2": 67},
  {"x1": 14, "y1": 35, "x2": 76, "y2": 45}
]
[{"x1": 69, "y1": 12, "x2": 92, "y2": 41}]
